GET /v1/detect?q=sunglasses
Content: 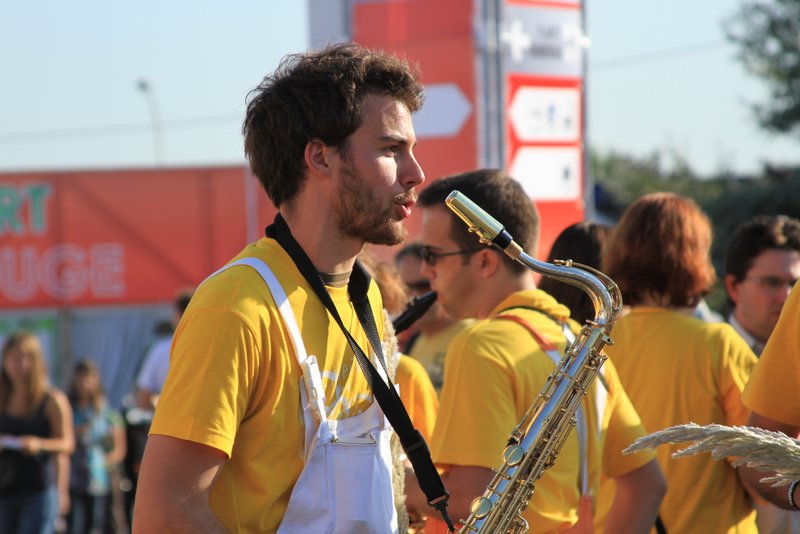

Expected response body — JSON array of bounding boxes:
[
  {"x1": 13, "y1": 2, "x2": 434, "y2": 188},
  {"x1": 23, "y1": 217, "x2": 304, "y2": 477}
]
[{"x1": 419, "y1": 245, "x2": 484, "y2": 266}]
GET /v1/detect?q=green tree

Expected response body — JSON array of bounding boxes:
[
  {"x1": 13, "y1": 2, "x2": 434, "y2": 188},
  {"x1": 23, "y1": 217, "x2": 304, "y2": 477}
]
[
  {"x1": 591, "y1": 148, "x2": 800, "y2": 313},
  {"x1": 725, "y1": 0, "x2": 800, "y2": 133},
  {"x1": 590, "y1": 148, "x2": 726, "y2": 210}
]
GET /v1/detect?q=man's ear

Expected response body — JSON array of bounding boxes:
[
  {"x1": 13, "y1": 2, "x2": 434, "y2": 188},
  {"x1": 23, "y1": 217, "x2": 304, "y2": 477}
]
[
  {"x1": 724, "y1": 273, "x2": 740, "y2": 305},
  {"x1": 475, "y1": 248, "x2": 500, "y2": 278},
  {"x1": 304, "y1": 140, "x2": 337, "y2": 178}
]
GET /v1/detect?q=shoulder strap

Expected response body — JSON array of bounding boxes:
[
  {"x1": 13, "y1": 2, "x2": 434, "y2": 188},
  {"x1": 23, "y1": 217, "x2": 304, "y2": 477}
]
[
  {"x1": 205, "y1": 257, "x2": 328, "y2": 424},
  {"x1": 265, "y1": 214, "x2": 454, "y2": 530},
  {"x1": 494, "y1": 311, "x2": 591, "y2": 495}
]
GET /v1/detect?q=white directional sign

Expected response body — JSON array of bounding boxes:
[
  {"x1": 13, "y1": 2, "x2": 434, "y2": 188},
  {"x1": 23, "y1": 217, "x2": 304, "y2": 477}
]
[
  {"x1": 500, "y1": 4, "x2": 585, "y2": 77},
  {"x1": 509, "y1": 146, "x2": 581, "y2": 201},
  {"x1": 413, "y1": 83, "x2": 472, "y2": 139},
  {"x1": 508, "y1": 86, "x2": 580, "y2": 143}
]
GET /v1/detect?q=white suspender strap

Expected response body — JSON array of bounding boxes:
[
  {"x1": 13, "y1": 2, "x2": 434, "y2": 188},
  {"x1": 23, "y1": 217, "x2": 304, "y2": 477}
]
[{"x1": 202, "y1": 257, "x2": 327, "y2": 422}]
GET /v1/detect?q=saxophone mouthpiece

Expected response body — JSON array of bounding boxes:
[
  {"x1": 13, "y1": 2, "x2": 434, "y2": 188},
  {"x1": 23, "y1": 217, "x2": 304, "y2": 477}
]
[
  {"x1": 445, "y1": 190, "x2": 523, "y2": 260},
  {"x1": 392, "y1": 290, "x2": 438, "y2": 335}
]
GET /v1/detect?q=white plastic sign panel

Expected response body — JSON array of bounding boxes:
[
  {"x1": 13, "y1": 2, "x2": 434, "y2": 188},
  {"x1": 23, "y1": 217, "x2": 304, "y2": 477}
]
[{"x1": 509, "y1": 146, "x2": 581, "y2": 201}]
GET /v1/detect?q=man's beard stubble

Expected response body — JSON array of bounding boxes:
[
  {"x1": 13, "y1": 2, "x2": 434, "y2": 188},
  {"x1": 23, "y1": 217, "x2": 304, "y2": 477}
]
[{"x1": 335, "y1": 164, "x2": 412, "y2": 246}]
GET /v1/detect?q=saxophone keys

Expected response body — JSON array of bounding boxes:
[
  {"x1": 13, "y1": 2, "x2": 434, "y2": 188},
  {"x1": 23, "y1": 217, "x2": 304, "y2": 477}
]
[
  {"x1": 469, "y1": 496, "x2": 494, "y2": 519},
  {"x1": 503, "y1": 444, "x2": 525, "y2": 467}
]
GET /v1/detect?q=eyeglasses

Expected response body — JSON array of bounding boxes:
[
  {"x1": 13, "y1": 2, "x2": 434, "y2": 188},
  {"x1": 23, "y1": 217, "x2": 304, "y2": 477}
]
[
  {"x1": 420, "y1": 245, "x2": 484, "y2": 266},
  {"x1": 744, "y1": 275, "x2": 798, "y2": 292}
]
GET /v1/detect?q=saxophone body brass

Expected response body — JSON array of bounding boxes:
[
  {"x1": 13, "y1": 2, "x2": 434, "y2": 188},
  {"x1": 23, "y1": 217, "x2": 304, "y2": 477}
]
[{"x1": 445, "y1": 191, "x2": 623, "y2": 534}]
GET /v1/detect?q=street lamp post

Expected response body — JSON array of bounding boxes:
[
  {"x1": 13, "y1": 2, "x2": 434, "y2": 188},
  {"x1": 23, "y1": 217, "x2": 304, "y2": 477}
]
[{"x1": 136, "y1": 78, "x2": 165, "y2": 166}]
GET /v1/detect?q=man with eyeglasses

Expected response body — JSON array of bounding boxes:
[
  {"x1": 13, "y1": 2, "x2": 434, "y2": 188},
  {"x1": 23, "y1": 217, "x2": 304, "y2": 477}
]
[
  {"x1": 394, "y1": 243, "x2": 474, "y2": 391},
  {"x1": 723, "y1": 214, "x2": 800, "y2": 534},
  {"x1": 723, "y1": 215, "x2": 800, "y2": 356},
  {"x1": 405, "y1": 169, "x2": 665, "y2": 532}
]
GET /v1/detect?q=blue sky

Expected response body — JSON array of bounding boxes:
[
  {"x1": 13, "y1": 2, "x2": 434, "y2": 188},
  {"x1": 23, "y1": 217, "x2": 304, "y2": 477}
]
[{"x1": 1, "y1": 0, "x2": 796, "y2": 177}]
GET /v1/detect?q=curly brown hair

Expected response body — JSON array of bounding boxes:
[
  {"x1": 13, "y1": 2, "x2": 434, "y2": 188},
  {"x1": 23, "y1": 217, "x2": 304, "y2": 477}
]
[{"x1": 243, "y1": 42, "x2": 424, "y2": 208}]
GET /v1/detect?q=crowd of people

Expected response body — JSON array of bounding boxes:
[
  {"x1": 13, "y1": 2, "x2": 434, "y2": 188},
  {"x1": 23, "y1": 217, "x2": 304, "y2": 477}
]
[
  {"x1": 0, "y1": 289, "x2": 194, "y2": 534},
  {"x1": 2, "y1": 42, "x2": 799, "y2": 533}
]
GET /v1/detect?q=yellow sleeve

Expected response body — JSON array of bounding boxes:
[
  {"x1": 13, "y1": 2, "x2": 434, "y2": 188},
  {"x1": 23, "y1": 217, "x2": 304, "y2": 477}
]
[
  {"x1": 716, "y1": 325, "x2": 757, "y2": 427},
  {"x1": 599, "y1": 359, "x2": 655, "y2": 479},
  {"x1": 430, "y1": 327, "x2": 520, "y2": 469},
  {"x1": 743, "y1": 287, "x2": 800, "y2": 426},
  {"x1": 396, "y1": 355, "x2": 439, "y2": 443},
  {"x1": 150, "y1": 304, "x2": 263, "y2": 457}
]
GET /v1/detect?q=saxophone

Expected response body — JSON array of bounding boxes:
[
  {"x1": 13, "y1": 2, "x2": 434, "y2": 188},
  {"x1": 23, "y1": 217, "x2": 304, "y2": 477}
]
[{"x1": 445, "y1": 191, "x2": 623, "y2": 534}]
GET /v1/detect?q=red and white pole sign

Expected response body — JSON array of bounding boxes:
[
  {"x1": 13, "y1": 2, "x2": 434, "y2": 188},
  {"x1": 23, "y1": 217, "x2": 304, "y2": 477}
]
[
  {"x1": 307, "y1": 0, "x2": 589, "y2": 259},
  {"x1": 500, "y1": 0, "x2": 587, "y2": 257}
]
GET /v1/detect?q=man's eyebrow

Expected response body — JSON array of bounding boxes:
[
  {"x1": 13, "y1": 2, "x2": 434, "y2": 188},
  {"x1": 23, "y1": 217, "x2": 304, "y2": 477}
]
[{"x1": 379, "y1": 135, "x2": 416, "y2": 147}]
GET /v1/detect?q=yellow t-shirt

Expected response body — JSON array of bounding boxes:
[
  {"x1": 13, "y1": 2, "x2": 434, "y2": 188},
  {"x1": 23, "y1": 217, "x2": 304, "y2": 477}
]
[
  {"x1": 743, "y1": 287, "x2": 800, "y2": 426},
  {"x1": 149, "y1": 237, "x2": 385, "y2": 533},
  {"x1": 606, "y1": 307, "x2": 758, "y2": 534},
  {"x1": 592, "y1": 359, "x2": 657, "y2": 533},
  {"x1": 407, "y1": 319, "x2": 473, "y2": 391},
  {"x1": 430, "y1": 290, "x2": 652, "y2": 533},
  {"x1": 396, "y1": 355, "x2": 439, "y2": 443}
]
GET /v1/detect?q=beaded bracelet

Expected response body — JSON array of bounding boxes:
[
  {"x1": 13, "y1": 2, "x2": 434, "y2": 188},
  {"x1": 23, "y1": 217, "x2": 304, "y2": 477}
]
[{"x1": 788, "y1": 480, "x2": 800, "y2": 510}]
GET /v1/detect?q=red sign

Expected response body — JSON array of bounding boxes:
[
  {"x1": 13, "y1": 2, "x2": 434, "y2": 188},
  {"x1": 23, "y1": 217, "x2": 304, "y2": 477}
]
[
  {"x1": 0, "y1": 167, "x2": 276, "y2": 309},
  {"x1": 352, "y1": 0, "x2": 478, "y2": 258},
  {"x1": 506, "y1": 74, "x2": 585, "y2": 257}
]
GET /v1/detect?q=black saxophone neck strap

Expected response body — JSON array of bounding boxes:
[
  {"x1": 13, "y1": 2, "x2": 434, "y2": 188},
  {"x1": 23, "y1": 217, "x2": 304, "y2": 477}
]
[{"x1": 265, "y1": 214, "x2": 453, "y2": 531}]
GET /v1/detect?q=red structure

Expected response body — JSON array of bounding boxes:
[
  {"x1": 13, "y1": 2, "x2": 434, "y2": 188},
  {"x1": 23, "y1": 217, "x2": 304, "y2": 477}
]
[
  {"x1": 311, "y1": 0, "x2": 589, "y2": 259},
  {"x1": 0, "y1": 166, "x2": 275, "y2": 309}
]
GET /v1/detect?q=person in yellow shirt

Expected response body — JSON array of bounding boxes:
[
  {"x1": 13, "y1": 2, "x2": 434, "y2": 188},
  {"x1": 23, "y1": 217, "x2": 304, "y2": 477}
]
[
  {"x1": 602, "y1": 192, "x2": 759, "y2": 534},
  {"x1": 739, "y1": 283, "x2": 800, "y2": 512},
  {"x1": 538, "y1": 221, "x2": 611, "y2": 325},
  {"x1": 395, "y1": 243, "x2": 473, "y2": 391},
  {"x1": 406, "y1": 169, "x2": 665, "y2": 533},
  {"x1": 132, "y1": 43, "x2": 444, "y2": 533},
  {"x1": 723, "y1": 214, "x2": 800, "y2": 533}
]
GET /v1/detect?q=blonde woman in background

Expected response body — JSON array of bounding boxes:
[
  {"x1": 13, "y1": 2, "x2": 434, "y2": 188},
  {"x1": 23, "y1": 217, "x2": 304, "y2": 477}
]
[{"x1": 0, "y1": 331, "x2": 74, "y2": 534}]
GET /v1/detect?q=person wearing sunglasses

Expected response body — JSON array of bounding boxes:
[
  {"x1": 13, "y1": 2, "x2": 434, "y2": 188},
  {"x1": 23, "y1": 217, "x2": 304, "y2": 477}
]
[
  {"x1": 394, "y1": 243, "x2": 474, "y2": 391},
  {"x1": 405, "y1": 169, "x2": 665, "y2": 533}
]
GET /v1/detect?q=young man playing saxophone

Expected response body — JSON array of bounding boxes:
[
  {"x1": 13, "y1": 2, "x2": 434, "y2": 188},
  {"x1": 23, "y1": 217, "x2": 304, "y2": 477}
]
[{"x1": 406, "y1": 169, "x2": 665, "y2": 533}]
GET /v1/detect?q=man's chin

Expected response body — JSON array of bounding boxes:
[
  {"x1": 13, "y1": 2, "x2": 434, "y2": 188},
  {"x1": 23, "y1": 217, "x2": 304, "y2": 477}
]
[{"x1": 364, "y1": 221, "x2": 407, "y2": 246}]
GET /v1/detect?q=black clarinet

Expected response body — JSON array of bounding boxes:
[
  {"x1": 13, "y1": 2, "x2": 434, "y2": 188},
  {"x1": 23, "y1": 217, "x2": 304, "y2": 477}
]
[{"x1": 391, "y1": 291, "x2": 437, "y2": 335}]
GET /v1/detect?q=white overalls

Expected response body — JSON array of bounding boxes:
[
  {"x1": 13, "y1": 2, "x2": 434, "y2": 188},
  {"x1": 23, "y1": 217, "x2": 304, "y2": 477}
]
[{"x1": 210, "y1": 258, "x2": 398, "y2": 534}]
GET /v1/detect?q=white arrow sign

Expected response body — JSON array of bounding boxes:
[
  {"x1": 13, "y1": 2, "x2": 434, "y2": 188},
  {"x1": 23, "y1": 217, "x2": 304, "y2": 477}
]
[{"x1": 414, "y1": 83, "x2": 472, "y2": 139}]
